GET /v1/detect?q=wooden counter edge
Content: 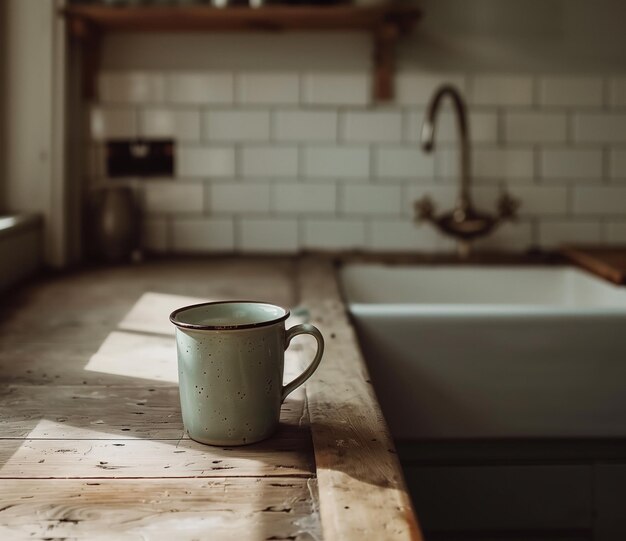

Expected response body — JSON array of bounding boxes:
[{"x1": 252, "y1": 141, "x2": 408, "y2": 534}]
[
  {"x1": 561, "y1": 245, "x2": 626, "y2": 285},
  {"x1": 296, "y1": 257, "x2": 423, "y2": 541}
]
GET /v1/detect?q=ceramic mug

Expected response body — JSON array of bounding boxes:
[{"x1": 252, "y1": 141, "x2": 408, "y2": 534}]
[{"x1": 170, "y1": 301, "x2": 324, "y2": 446}]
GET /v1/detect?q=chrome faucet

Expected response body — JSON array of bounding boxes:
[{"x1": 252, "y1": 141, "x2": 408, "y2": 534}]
[{"x1": 415, "y1": 84, "x2": 520, "y2": 258}]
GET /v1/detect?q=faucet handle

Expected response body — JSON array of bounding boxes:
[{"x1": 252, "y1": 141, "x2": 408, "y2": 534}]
[
  {"x1": 414, "y1": 195, "x2": 435, "y2": 222},
  {"x1": 497, "y1": 189, "x2": 520, "y2": 220}
]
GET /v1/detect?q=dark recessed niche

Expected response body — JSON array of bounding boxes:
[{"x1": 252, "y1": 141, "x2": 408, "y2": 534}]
[{"x1": 106, "y1": 139, "x2": 174, "y2": 178}]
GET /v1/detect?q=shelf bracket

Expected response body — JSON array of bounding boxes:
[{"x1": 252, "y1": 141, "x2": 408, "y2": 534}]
[
  {"x1": 372, "y1": 21, "x2": 399, "y2": 102},
  {"x1": 67, "y1": 16, "x2": 101, "y2": 100}
]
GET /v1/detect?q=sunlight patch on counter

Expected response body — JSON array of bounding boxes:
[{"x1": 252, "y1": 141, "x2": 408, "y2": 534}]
[{"x1": 84, "y1": 330, "x2": 177, "y2": 383}]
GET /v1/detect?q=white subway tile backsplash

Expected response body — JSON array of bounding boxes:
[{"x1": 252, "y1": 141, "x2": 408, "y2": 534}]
[
  {"x1": 438, "y1": 148, "x2": 533, "y2": 180},
  {"x1": 573, "y1": 187, "x2": 626, "y2": 215},
  {"x1": 139, "y1": 109, "x2": 200, "y2": 141},
  {"x1": 237, "y1": 72, "x2": 299, "y2": 105},
  {"x1": 303, "y1": 219, "x2": 366, "y2": 249},
  {"x1": 172, "y1": 218, "x2": 235, "y2": 252},
  {"x1": 470, "y1": 75, "x2": 533, "y2": 106},
  {"x1": 477, "y1": 186, "x2": 568, "y2": 216},
  {"x1": 474, "y1": 222, "x2": 534, "y2": 251},
  {"x1": 90, "y1": 107, "x2": 136, "y2": 140},
  {"x1": 435, "y1": 148, "x2": 460, "y2": 179},
  {"x1": 210, "y1": 183, "x2": 271, "y2": 213},
  {"x1": 303, "y1": 146, "x2": 369, "y2": 179},
  {"x1": 342, "y1": 111, "x2": 402, "y2": 143},
  {"x1": 89, "y1": 69, "x2": 626, "y2": 254},
  {"x1": 141, "y1": 218, "x2": 168, "y2": 253},
  {"x1": 473, "y1": 148, "x2": 534, "y2": 179},
  {"x1": 273, "y1": 183, "x2": 336, "y2": 214},
  {"x1": 504, "y1": 112, "x2": 567, "y2": 143},
  {"x1": 144, "y1": 182, "x2": 204, "y2": 214},
  {"x1": 166, "y1": 73, "x2": 234, "y2": 105},
  {"x1": 539, "y1": 76, "x2": 604, "y2": 107},
  {"x1": 274, "y1": 110, "x2": 337, "y2": 142},
  {"x1": 406, "y1": 110, "x2": 498, "y2": 144},
  {"x1": 241, "y1": 146, "x2": 298, "y2": 178},
  {"x1": 606, "y1": 222, "x2": 626, "y2": 243},
  {"x1": 100, "y1": 72, "x2": 165, "y2": 104},
  {"x1": 303, "y1": 72, "x2": 369, "y2": 106},
  {"x1": 240, "y1": 218, "x2": 298, "y2": 253},
  {"x1": 376, "y1": 147, "x2": 435, "y2": 179},
  {"x1": 369, "y1": 220, "x2": 453, "y2": 251},
  {"x1": 610, "y1": 149, "x2": 626, "y2": 179},
  {"x1": 573, "y1": 114, "x2": 626, "y2": 143},
  {"x1": 396, "y1": 73, "x2": 466, "y2": 105},
  {"x1": 541, "y1": 149, "x2": 603, "y2": 180},
  {"x1": 342, "y1": 185, "x2": 402, "y2": 216},
  {"x1": 538, "y1": 221, "x2": 602, "y2": 248},
  {"x1": 205, "y1": 110, "x2": 270, "y2": 142},
  {"x1": 609, "y1": 78, "x2": 626, "y2": 108},
  {"x1": 177, "y1": 147, "x2": 235, "y2": 178}
]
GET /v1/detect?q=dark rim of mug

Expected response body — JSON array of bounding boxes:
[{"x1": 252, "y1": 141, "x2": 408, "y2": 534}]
[{"x1": 169, "y1": 300, "x2": 291, "y2": 331}]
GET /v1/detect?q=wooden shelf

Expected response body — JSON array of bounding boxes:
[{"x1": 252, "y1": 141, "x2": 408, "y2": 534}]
[{"x1": 62, "y1": 3, "x2": 421, "y2": 101}]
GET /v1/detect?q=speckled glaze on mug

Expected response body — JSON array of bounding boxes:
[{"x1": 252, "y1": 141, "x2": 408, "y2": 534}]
[{"x1": 170, "y1": 301, "x2": 324, "y2": 446}]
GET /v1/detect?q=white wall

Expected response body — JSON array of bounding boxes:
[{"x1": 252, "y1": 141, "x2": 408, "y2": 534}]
[
  {"x1": 408, "y1": 0, "x2": 626, "y2": 72},
  {"x1": 0, "y1": 0, "x2": 68, "y2": 267},
  {"x1": 0, "y1": 2, "x2": 6, "y2": 208}
]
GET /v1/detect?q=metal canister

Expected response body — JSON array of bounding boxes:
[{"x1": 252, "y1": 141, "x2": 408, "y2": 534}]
[{"x1": 89, "y1": 185, "x2": 140, "y2": 262}]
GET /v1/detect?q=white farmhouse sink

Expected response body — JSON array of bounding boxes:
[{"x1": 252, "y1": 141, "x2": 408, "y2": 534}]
[{"x1": 341, "y1": 264, "x2": 626, "y2": 439}]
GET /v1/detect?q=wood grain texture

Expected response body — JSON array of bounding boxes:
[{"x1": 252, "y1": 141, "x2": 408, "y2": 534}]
[
  {"x1": 0, "y1": 478, "x2": 320, "y2": 541},
  {"x1": 0, "y1": 259, "x2": 321, "y2": 537},
  {"x1": 0, "y1": 257, "x2": 296, "y2": 385},
  {"x1": 0, "y1": 256, "x2": 423, "y2": 538},
  {"x1": 0, "y1": 436, "x2": 313, "y2": 479},
  {"x1": 296, "y1": 257, "x2": 423, "y2": 540},
  {"x1": 63, "y1": 4, "x2": 421, "y2": 32},
  {"x1": 0, "y1": 384, "x2": 305, "y2": 440},
  {"x1": 561, "y1": 246, "x2": 626, "y2": 285}
]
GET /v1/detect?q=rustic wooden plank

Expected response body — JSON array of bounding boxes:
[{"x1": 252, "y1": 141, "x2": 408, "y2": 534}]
[
  {"x1": 296, "y1": 257, "x2": 423, "y2": 540},
  {"x1": 0, "y1": 258, "x2": 296, "y2": 343},
  {"x1": 0, "y1": 478, "x2": 320, "y2": 541},
  {"x1": 0, "y1": 432, "x2": 314, "y2": 478},
  {"x1": 85, "y1": 330, "x2": 178, "y2": 383},
  {"x1": 0, "y1": 258, "x2": 297, "y2": 384},
  {"x1": 118, "y1": 291, "x2": 205, "y2": 336},
  {"x1": 561, "y1": 245, "x2": 626, "y2": 285},
  {"x1": 118, "y1": 290, "x2": 306, "y2": 337},
  {"x1": 0, "y1": 385, "x2": 305, "y2": 440},
  {"x1": 63, "y1": 4, "x2": 420, "y2": 32}
]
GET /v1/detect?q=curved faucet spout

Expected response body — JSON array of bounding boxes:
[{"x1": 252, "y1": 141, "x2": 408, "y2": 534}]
[
  {"x1": 421, "y1": 84, "x2": 471, "y2": 210},
  {"x1": 414, "y1": 84, "x2": 520, "y2": 257}
]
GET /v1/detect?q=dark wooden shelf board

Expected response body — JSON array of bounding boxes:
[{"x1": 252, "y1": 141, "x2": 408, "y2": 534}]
[{"x1": 62, "y1": 3, "x2": 422, "y2": 101}]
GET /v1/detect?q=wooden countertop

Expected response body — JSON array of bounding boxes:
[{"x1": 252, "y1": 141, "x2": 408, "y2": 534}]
[
  {"x1": 0, "y1": 257, "x2": 421, "y2": 540},
  {"x1": 561, "y1": 245, "x2": 626, "y2": 285}
]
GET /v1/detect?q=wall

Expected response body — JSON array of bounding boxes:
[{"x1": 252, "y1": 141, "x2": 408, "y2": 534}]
[
  {"x1": 0, "y1": 1, "x2": 6, "y2": 208},
  {"x1": 86, "y1": 0, "x2": 626, "y2": 255},
  {"x1": 408, "y1": 0, "x2": 626, "y2": 72},
  {"x1": 0, "y1": 0, "x2": 68, "y2": 267}
]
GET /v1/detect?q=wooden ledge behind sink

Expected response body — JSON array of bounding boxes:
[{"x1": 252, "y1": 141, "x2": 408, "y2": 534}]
[{"x1": 561, "y1": 245, "x2": 626, "y2": 285}]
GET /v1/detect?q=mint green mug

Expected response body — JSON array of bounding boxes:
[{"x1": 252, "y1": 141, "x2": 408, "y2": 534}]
[{"x1": 170, "y1": 301, "x2": 324, "y2": 446}]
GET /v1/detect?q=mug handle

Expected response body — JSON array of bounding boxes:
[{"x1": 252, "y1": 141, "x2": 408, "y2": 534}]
[{"x1": 282, "y1": 323, "x2": 324, "y2": 403}]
